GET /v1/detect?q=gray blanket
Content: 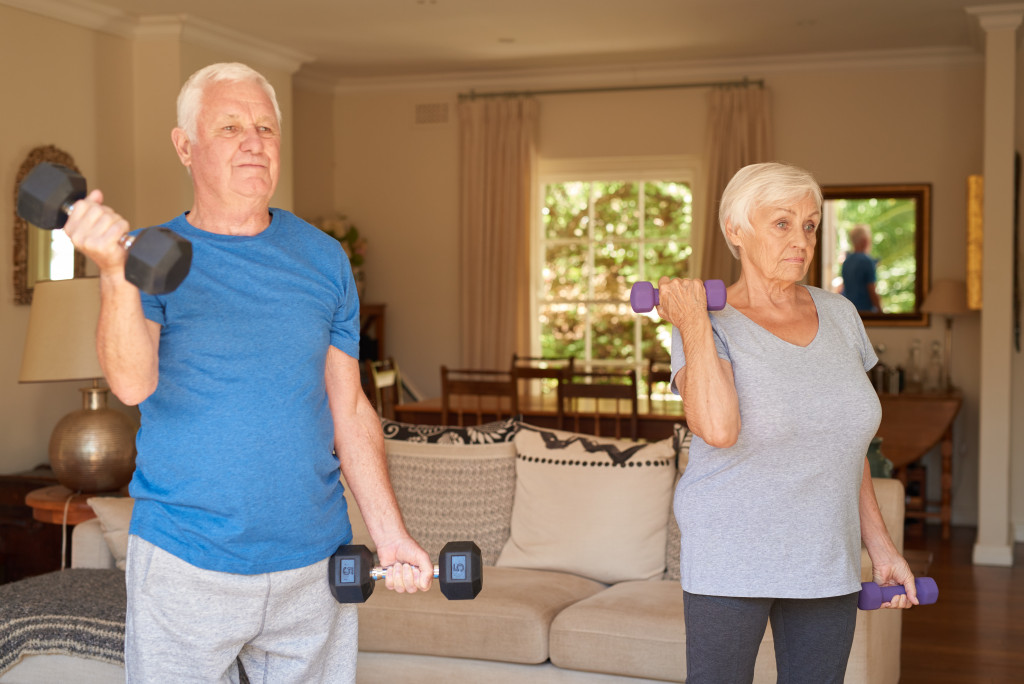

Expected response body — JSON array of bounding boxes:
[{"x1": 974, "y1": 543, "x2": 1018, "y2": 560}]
[{"x1": 0, "y1": 569, "x2": 125, "y2": 675}]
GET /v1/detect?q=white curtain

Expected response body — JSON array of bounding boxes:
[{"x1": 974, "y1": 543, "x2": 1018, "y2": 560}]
[
  {"x1": 457, "y1": 96, "x2": 539, "y2": 368},
  {"x1": 699, "y1": 85, "x2": 773, "y2": 283}
]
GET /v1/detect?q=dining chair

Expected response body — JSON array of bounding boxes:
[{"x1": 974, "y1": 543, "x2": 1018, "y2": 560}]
[
  {"x1": 440, "y1": 366, "x2": 519, "y2": 427},
  {"x1": 511, "y1": 354, "x2": 574, "y2": 399},
  {"x1": 646, "y1": 358, "x2": 674, "y2": 403},
  {"x1": 366, "y1": 357, "x2": 404, "y2": 420},
  {"x1": 557, "y1": 368, "x2": 639, "y2": 440}
]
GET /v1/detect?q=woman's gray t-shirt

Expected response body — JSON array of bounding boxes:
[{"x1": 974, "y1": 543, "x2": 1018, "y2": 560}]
[{"x1": 670, "y1": 286, "x2": 880, "y2": 598}]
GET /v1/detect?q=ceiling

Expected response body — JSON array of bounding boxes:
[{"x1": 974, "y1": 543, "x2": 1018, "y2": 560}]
[{"x1": 34, "y1": 0, "x2": 998, "y2": 80}]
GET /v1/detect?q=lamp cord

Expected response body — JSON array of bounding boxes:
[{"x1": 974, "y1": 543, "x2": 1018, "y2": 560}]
[{"x1": 61, "y1": 491, "x2": 78, "y2": 571}]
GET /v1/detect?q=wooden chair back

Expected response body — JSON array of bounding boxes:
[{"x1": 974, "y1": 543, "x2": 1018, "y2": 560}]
[
  {"x1": 646, "y1": 358, "x2": 674, "y2": 402},
  {"x1": 557, "y1": 368, "x2": 639, "y2": 440},
  {"x1": 440, "y1": 366, "x2": 519, "y2": 426},
  {"x1": 366, "y1": 357, "x2": 403, "y2": 420},
  {"x1": 511, "y1": 354, "x2": 574, "y2": 399}
]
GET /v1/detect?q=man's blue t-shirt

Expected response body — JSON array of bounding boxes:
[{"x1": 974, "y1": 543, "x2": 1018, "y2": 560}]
[
  {"x1": 841, "y1": 251, "x2": 877, "y2": 312},
  {"x1": 128, "y1": 210, "x2": 359, "y2": 574}
]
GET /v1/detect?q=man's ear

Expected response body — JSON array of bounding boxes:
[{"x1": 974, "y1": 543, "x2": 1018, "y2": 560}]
[{"x1": 171, "y1": 128, "x2": 192, "y2": 168}]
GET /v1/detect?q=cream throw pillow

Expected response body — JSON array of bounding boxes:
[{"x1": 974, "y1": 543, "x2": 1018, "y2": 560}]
[
  {"x1": 86, "y1": 497, "x2": 134, "y2": 570},
  {"x1": 497, "y1": 424, "x2": 676, "y2": 584}
]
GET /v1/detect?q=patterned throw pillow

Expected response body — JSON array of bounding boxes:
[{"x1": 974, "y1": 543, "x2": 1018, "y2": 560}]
[
  {"x1": 497, "y1": 423, "x2": 676, "y2": 584},
  {"x1": 384, "y1": 440, "x2": 517, "y2": 565},
  {"x1": 380, "y1": 417, "x2": 519, "y2": 444},
  {"x1": 664, "y1": 423, "x2": 692, "y2": 582}
]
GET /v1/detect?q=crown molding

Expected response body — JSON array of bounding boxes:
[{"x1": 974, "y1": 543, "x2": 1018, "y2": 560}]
[
  {"x1": 331, "y1": 46, "x2": 982, "y2": 95},
  {"x1": 0, "y1": 0, "x2": 312, "y2": 74}
]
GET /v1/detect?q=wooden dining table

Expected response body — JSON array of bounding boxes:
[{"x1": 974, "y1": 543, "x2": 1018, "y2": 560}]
[{"x1": 394, "y1": 394, "x2": 685, "y2": 442}]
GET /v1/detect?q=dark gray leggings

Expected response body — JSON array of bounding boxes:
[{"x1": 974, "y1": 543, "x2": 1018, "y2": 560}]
[{"x1": 683, "y1": 591, "x2": 859, "y2": 684}]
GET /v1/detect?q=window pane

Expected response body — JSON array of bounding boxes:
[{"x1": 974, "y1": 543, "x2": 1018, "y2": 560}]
[
  {"x1": 591, "y1": 302, "x2": 635, "y2": 362},
  {"x1": 593, "y1": 182, "x2": 639, "y2": 240},
  {"x1": 594, "y1": 240, "x2": 638, "y2": 302},
  {"x1": 645, "y1": 181, "x2": 692, "y2": 240},
  {"x1": 545, "y1": 242, "x2": 588, "y2": 301},
  {"x1": 539, "y1": 302, "x2": 585, "y2": 358},
  {"x1": 644, "y1": 241, "x2": 693, "y2": 283},
  {"x1": 544, "y1": 182, "x2": 591, "y2": 240}
]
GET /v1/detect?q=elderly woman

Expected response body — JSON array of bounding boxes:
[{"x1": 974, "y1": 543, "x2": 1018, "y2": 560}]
[{"x1": 659, "y1": 162, "x2": 915, "y2": 684}]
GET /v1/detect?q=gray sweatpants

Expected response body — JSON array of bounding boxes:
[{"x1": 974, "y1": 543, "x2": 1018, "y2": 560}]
[
  {"x1": 125, "y1": 535, "x2": 357, "y2": 684},
  {"x1": 683, "y1": 591, "x2": 859, "y2": 684}
]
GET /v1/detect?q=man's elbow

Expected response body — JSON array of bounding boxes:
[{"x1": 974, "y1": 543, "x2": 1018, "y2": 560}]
[{"x1": 109, "y1": 378, "x2": 157, "y2": 406}]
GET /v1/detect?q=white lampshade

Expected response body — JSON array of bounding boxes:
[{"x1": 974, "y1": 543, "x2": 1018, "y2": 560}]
[
  {"x1": 20, "y1": 277, "x2": 103, "y2": 383},
  {"x1": 921, "y1": 279, "x2": 970, "y2": 317}
]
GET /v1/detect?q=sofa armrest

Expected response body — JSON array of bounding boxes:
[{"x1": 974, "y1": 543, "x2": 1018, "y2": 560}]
[{"x1": 71, "y1": 517, "x2": 116, "y2": 569}]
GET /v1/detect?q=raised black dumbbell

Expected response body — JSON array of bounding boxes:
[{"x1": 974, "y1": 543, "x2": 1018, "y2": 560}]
[
  {"x1": 328, "y1": 541, "x2": 483, "y2": 603},
  {"x1": 17, "y1": 162, "x2": 192, "y2": 294}
]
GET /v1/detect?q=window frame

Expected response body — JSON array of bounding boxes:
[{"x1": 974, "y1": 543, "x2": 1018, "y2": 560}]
[{"x1": 531, "y1": 156, "x2": 704, "y2": 370}]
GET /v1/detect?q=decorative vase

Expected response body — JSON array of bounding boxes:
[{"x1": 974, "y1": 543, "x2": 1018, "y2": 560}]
[{"x1": 866, "y1": 436, "x2": 893, "y2": 478}]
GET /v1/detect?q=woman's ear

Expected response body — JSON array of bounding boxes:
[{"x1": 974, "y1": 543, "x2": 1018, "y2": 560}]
[{"x1": 724, "y1": 220, "x2": 744, "y2": 250}]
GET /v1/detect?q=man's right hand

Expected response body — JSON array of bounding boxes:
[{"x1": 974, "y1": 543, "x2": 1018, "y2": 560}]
[{"x1": 61, "y1": 189, "x2": 132, "y2": 280}]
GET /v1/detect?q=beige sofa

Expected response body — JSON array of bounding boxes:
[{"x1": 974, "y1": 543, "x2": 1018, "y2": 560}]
[{"x1": 0, "y1": 420, "x2": 906, "y2": 684}]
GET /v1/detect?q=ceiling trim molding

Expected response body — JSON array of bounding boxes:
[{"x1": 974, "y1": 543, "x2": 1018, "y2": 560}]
[
  {"x1": 0, "y1": 0, "x2": 313, "y2": 74},
  {"x1": 329, "y1": 46, "x2": 982, "y2": 95}
]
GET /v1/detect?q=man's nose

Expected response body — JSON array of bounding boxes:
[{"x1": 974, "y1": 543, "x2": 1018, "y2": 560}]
[{"x1": 240, "y1": 127, "x2": 264, "y2": 151}]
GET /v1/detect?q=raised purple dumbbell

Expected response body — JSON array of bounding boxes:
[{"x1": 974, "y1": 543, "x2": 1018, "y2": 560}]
[
  {"x1": 630, "y1": 279, "x2": 727, "y2": 314},
  {"x1": 858, "y1": 577, "x2": 938, "y2": 610}
]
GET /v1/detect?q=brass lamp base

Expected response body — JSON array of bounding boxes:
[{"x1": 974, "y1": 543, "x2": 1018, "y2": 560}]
[{"x1": 49, "y1": 383, "x2": 137, "y2": 493}]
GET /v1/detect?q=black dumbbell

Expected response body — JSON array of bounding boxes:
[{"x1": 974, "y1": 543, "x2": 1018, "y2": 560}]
[
  {"x1": 17, "y1": 162, "x2": 192, "y2": 295},
  {"x1": 328, "y1": 541, "x2": 483, "y2": 603}
]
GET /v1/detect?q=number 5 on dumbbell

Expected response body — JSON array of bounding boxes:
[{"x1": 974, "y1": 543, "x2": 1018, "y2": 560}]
[
  {"x1": 329, "y1": 541, "x2": 483, "y2": 603},
  {"x1": 17, "y1": 162, "x2": 192, "y2": 295}
]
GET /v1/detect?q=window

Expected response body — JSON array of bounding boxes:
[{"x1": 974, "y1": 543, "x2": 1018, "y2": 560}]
[{"x1": 533, "y1": 157, "x2": 700, "y2": 390}]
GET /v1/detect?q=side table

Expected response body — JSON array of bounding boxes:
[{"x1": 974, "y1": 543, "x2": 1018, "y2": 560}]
[{"x1": 25, "y1": 485, "x2": 106, "y2": 525}]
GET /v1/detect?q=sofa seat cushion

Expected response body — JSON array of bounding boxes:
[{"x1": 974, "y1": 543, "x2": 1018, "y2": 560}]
[
  {"x1": 357, "y1": 566, "x2": 605, "y2": 665},
  {"x1": 550, "y1": 580, "x2": 776, "y2": 682}
]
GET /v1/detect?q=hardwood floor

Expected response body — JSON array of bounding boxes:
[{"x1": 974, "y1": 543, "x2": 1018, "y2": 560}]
[{"x1": 900, "y1": 525, "x2": 1024, "y2": 683}]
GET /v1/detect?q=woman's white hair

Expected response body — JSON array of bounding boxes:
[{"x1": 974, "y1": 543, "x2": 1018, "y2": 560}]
[
  {"x1": 719, "y1": 162, "x2": 822, "y2": 259},
  {"x1": 176, "y1": 63, "x2": 282, "y2": 141}
]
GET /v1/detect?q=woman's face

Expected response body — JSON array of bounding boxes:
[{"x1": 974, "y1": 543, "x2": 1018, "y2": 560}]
[{"x1": 728, "y1": 194, "x2": 820, "y2": 284}]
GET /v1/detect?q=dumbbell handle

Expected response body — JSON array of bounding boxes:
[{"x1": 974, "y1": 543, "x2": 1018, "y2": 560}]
[
  {"x1": 858, "y1": 577, "x2": 939, "y2": 610},
  {"x1": 369, "y1": 564, "x2": 442, "y2": 581},
  {"x1": 630, "y1": 279, "x2": 727, "y2": 313},
  {"x1": 59, "y1": 201, "x2": 139, "y2": 250}
]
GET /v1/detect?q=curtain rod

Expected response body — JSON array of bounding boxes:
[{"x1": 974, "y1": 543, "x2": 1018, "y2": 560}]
[{"x1": 458, "y1": 77, "x2": 763, "y2": 101}]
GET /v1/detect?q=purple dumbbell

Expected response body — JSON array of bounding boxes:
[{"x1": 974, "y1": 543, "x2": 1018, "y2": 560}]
[
  {"x1": 858, "y1": 577, "x2": 939, "y2": 610},
  {"x1": 629, "y1": 279, "x2": 727, "y2": 314}
]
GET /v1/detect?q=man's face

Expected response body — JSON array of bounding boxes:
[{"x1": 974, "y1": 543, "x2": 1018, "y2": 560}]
[{"x1": 177, "y1": 79, "x2": 280, "y2": 206}]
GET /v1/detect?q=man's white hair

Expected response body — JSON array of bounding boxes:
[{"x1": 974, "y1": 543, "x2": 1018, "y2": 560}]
[
  {"x1": 718, "y1": 162, "x2": 823, "y2": 259},
  {"x1": 176, "y1": 62, "x2": 282, "y2": 141}
]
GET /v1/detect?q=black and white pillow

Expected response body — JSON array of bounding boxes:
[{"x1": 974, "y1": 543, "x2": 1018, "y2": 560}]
[{"x1": 380, "y1": 416, "x2": 519, "y2": 444}]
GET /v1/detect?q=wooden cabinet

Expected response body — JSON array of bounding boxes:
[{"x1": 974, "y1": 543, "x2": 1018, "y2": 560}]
[{"x1": 0, "y1": 466, "x2": 63, "y2": 584}]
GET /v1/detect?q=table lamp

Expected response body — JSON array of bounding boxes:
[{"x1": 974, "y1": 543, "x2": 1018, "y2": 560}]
[
  {"x1": 19, "y1": 277, "x2": 136, "y2": 492},
  {"x1": 920, "y1": 279, "x2": 970, "y2": 393}
]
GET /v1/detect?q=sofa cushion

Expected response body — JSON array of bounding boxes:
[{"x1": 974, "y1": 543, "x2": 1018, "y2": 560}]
[
  {"x1": 381, "y1": 417, "x2": 518, "y2": 444},
  {"x1": 497, "y1": 424, "x2": 676, "y2": 584},
  {"x1": 357, "y1": 566, "x2": 605, "y2": 665},
  {"x1": 85, "y1": 497, "x2": 134, "y2": 571},
  {"x1": 385, "y1": 440, "x2": 516, "y2": 565},
  {"x1": 550, "y1": 580, "x2": 776, "y2": 682}
]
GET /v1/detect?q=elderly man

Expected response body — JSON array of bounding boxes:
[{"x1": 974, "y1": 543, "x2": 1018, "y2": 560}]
[
  {"x1": 840, "y1": 223, "x2": 883, "y2": 313},
  {"x1": 61, "y1": 62, "x2": 431, "y2": 683}
]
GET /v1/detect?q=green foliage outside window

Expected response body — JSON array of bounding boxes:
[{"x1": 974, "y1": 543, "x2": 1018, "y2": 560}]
[{"x1": 539, "y1": 180, "x2": 693, "y2": 378}]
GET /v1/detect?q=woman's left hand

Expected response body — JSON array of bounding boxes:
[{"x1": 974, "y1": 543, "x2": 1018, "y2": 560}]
[{"x1": 870, "y1": 552, "x2": 919, "y2": 609}]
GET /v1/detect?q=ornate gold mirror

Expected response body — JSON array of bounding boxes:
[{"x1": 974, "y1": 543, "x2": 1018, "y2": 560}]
[
  {"x1": 13, "y1": 145, "x2": 87, "y2": 305},
  {"x1": 808, "y1": 184, "x2": 931, "y2": 327}
]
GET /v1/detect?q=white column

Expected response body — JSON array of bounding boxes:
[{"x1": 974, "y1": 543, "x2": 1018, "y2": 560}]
[{"x1": 966, "y1": 4, "x2": 1023, "y2": 567}]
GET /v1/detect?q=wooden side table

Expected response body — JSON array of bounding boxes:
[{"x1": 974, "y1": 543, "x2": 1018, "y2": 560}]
[{"x1": 24, "y1": 485, "x2": 104, "y2": 525}]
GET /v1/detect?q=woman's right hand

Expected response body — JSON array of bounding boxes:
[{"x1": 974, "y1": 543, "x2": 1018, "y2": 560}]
[{"x1": 655, "y1": 277, "x2": 713, "y2": 329}]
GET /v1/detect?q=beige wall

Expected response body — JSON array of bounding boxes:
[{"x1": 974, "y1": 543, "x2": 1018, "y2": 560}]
[{"x1": 324, "y1": 57, "x2": 993, "y2": 526}]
